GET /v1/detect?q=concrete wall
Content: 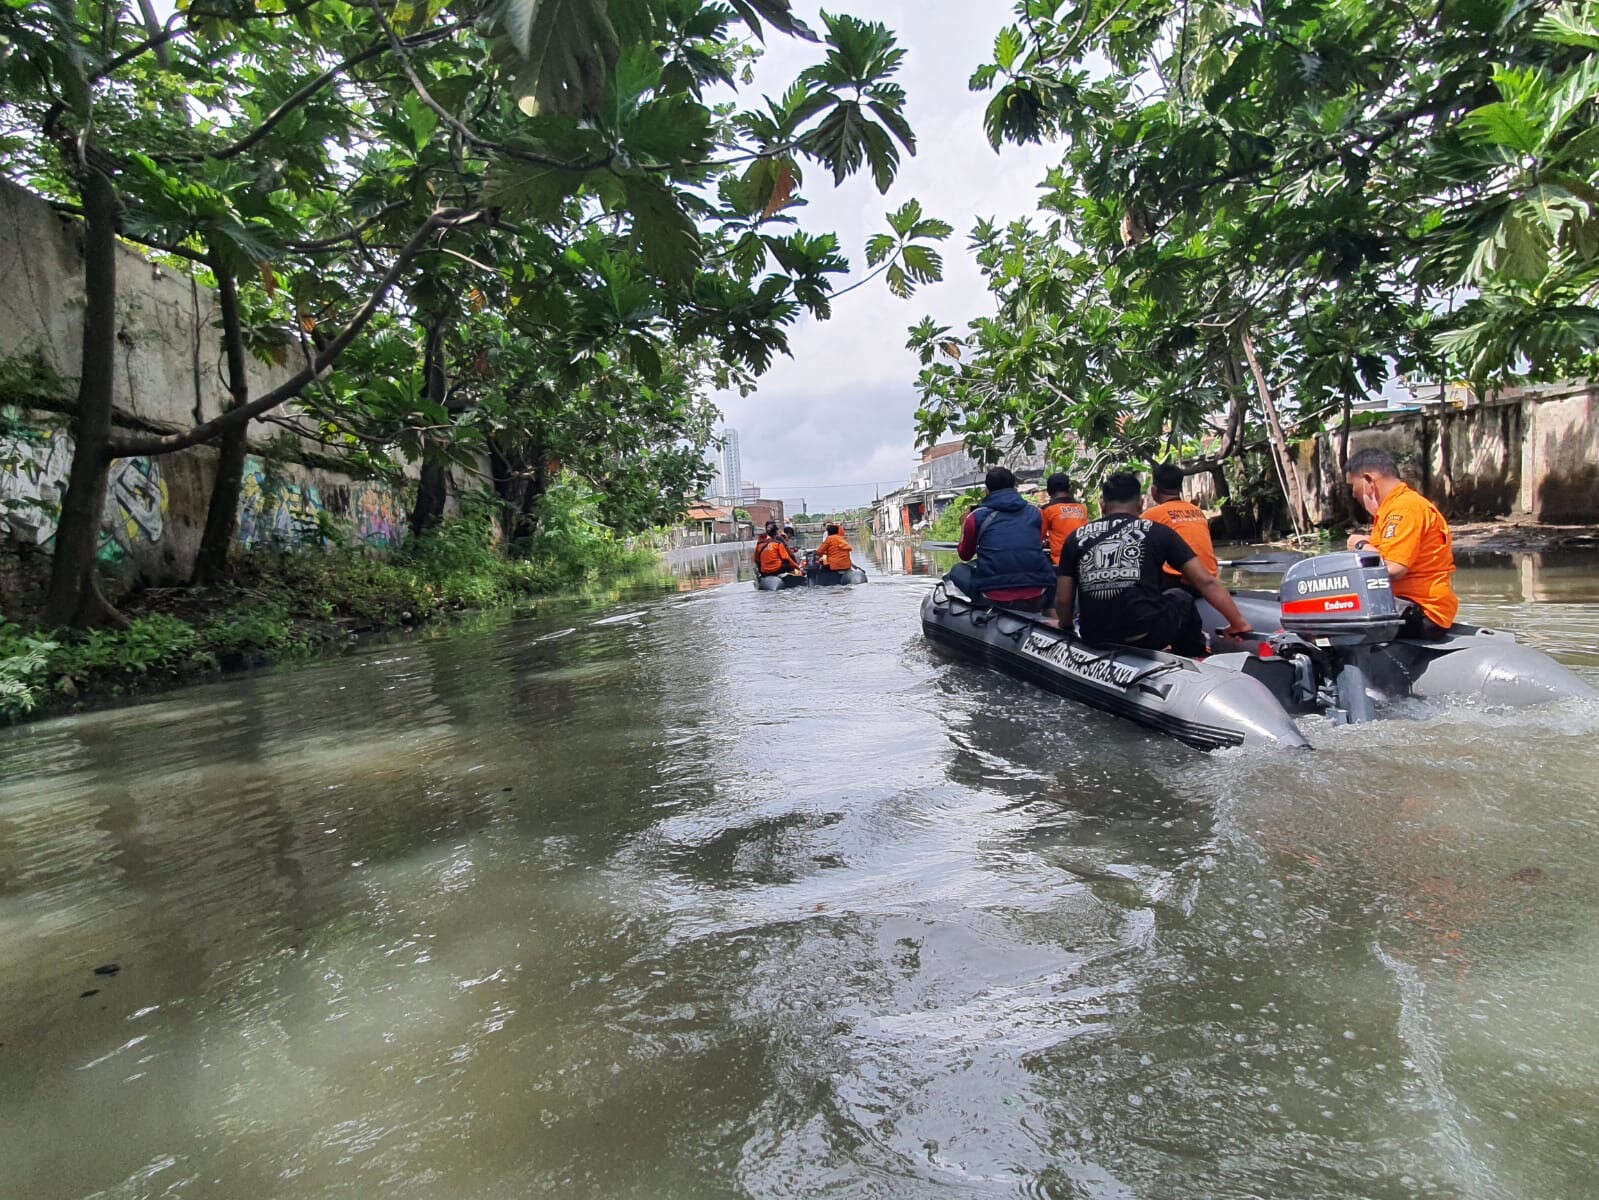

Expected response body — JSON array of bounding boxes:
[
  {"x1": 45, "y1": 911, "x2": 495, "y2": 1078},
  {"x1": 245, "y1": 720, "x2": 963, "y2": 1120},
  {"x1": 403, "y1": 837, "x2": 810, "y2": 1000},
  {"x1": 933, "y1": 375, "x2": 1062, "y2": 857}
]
[
  {"x1": 0, "y1": 180, "x2": 415, "y2": 600},
  {"x1": 1181, "y1": 383, "x2": 1599, "y2": 529},
  {"x1": 1293, "y1": 384, "x2": 1598, "y2": 526}
]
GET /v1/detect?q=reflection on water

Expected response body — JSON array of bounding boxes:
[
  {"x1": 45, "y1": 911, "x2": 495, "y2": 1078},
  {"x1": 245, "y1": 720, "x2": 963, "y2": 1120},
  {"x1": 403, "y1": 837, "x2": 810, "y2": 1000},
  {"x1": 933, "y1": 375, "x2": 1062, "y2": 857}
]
[{"x1": 2, "y1": 542, "x2": 1597, "y2": 1198}]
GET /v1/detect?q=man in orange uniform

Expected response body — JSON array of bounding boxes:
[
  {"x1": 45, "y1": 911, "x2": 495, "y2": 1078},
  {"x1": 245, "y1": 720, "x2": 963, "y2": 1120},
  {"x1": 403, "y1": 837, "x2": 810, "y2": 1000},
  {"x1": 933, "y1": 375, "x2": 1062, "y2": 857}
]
[
  {"x1": 1344, "y1": 447, "x2": 1458, "y2": 639},
  {"x1": 1143, "y1": 463, "x2": 1219, "y2": 587},
  {"x1": 755, "y1": 520, "x2": 802, "y2": 577},
  {"x1": 815, "y1": 523, "x2": 854, "y2": 572},
  {"x1": 1039, "y1": 473, "x2": 1089, "y2": 565}
]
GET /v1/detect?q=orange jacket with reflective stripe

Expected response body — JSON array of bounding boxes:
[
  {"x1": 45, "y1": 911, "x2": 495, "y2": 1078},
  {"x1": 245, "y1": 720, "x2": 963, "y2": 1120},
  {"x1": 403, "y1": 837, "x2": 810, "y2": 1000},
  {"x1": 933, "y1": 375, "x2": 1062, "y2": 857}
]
[{"x1": 816, "y1": 533, "x2": 854, "y2": 571}]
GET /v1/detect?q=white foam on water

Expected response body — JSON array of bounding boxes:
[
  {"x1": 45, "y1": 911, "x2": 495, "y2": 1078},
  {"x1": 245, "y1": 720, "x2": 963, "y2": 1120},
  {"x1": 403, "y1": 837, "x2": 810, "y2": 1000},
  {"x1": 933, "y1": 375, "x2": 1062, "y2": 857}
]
[
  {"x1": 1374, "y1": 942, "x2": 1510, "y2": 1200},
  {"x1": 591, "y1": 610, "x2": 647, "y2": 626}
]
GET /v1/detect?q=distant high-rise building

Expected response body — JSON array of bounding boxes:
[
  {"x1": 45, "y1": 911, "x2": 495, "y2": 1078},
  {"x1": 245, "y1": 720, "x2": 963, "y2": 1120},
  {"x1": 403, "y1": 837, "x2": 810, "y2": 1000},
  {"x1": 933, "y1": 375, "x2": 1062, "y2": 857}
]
[
  {"x1": 740, "y1": 483, "x2": 760, "y2": 503},
  {"x1": 719, "y1": 429, "x2": 742, "y2": 501}
]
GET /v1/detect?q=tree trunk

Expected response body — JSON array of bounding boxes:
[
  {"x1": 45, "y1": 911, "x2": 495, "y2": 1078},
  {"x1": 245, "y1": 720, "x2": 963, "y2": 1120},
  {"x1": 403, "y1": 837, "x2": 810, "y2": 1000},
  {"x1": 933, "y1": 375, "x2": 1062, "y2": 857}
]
[
  {"x1": 192, "y1": 258, "x2": 251, "y2": 584},
  {"x1": 44, "y1": 167, "x2": 124, "y2": 628},
  {"x1": 407, "y1": 318, "x2": 450, "y2": 540},
  {"x1": 514, "y1": 453, "x2": 548, "y2": 554},
  {"x1": 1336, "y1": 392, "x2": 1353, "y2": 475},
  {"x1": 1239, "y1": 325, "x2": 1309, "y2": 536}
]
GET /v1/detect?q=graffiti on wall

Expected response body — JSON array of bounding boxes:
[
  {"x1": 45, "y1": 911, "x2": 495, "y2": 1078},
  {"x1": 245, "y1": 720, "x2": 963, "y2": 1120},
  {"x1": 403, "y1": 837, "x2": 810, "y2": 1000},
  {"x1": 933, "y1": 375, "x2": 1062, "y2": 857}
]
[
  {"x1": 352, "y1": 483, "x2": 404, "y2": 548},
  {"x1": 237, "y1": 455, "x2": 325, "y2": 549},
  {"x1": 0, "y1": 421, "x2": 167, "y2": 563},
  {"x1": 104, "y1": 458, "x2": 166, "y2": 561},
  {"x1": 0, "y1": 423, "x2": 72, "y2": 544}
]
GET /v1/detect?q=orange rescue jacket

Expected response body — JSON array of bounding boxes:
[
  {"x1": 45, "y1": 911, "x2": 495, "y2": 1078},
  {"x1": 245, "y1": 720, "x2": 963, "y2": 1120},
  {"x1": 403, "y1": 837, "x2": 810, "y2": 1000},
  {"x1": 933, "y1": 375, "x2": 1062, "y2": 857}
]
[
  {"x1": 1143, "y1": 498, "x2": 1219, "y2": 578},
  {"x1": 757, "y1": 538, "x2": 799, "y2": 575},
  {"x1": 1040, "y1": 500, "x2": 1089, "y2": 564},
  {"x1": 816, "y1": 533, "x2": 854, "y2": 571}
]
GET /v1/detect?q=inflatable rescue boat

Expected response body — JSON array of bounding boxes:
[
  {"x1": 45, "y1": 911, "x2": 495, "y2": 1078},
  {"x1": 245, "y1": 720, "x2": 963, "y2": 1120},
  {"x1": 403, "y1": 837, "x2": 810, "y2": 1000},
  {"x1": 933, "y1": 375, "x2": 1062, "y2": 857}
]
[
  {"x1": 754, "y1": 552, "x2": 869, "y2": 590},
  {"x1": 921, "y1": 550, "x2": 1595, "y2": 750}
]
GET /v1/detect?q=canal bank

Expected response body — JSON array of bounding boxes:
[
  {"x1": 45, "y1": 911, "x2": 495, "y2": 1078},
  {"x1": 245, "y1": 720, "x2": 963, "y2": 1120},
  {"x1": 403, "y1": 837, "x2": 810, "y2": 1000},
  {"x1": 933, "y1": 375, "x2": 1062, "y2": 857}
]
[
  {"x1": 1, "y1": 522, "x2": 672, "y2": 724},
  {"x1": 3, "y1": 542, "x2": 1598, "y2": 1198}
]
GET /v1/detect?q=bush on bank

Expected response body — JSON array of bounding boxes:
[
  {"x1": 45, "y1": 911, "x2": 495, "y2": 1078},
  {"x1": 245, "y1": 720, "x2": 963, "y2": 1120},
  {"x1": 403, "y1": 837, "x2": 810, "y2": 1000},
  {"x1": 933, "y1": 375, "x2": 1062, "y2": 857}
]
[{"x1": 0, "y1": 503, "x2": 658, "y2": 721}]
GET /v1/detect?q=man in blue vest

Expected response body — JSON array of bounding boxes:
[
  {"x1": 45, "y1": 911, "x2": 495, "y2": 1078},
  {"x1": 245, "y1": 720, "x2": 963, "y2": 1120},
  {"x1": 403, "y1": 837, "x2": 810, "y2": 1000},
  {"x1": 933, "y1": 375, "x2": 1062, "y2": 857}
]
[{"x1": 947, "y1": 467, "x2": 1059, "y2": 611}]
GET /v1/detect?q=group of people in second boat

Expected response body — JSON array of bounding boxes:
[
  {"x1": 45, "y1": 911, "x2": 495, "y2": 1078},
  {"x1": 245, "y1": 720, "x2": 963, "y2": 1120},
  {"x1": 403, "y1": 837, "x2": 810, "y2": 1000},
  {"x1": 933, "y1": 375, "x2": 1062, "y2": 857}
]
[
  {"x1": 952, "y1": 448, "x2": 1459, "y2": 655},
  {"x1": 754, "y1": 519, "x2": 855, "y2": 580}
]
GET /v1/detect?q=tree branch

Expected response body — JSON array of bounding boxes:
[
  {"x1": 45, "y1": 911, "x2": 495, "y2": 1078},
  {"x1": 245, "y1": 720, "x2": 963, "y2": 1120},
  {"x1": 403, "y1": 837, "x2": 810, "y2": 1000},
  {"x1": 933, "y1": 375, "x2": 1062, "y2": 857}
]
[
  {"x1": 288, "y1": 201, "x2": 410, "y2": 250},
  {"x1": 156, "y1": 21, "x2": 467, "y2": 164},
  {"x1": 108, "y1": 208, "x2": 490, "y2": 458},
  {"x1": 90, "y1": 0, "x2": 324, "y2": 84}
]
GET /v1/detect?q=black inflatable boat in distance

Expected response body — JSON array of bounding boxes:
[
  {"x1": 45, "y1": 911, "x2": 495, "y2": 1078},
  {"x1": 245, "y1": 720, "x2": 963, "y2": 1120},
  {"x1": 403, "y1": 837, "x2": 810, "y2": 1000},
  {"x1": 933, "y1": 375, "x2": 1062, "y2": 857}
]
[
  {"x1": 755, "y1": 572, "x2": 806, "y2": 590},
  {"x1": 753, "y1": 565, "x2": 869, "y2": 590},
  {"x1": 921, "y1": 580, "x2": 1311, "y2": 750}
]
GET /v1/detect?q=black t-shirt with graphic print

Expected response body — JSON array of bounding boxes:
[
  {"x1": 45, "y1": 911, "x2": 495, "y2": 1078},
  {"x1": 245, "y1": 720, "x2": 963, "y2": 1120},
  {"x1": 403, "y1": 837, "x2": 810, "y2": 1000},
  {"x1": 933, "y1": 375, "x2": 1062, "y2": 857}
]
[{"x1": 1058, "y1": 513, "x2": 1196, "y2": 642}]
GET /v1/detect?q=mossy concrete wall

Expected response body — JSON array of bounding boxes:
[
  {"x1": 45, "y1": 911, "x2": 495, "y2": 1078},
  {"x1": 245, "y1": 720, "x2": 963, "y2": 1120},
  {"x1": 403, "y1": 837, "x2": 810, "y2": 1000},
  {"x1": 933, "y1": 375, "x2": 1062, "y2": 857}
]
[
  {"x1": 0, "y1": 180, "x2": 415, "y2": 603},
  {"x1": 1189, "y1": 383, "x2": 1599, "y2": 529}
]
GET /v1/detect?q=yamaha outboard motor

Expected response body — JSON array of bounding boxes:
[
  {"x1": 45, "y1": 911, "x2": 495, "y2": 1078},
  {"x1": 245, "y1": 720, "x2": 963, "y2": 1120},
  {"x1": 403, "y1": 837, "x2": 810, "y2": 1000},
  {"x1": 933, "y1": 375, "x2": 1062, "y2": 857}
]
[{"x1": 1278, "y1": 551, "x2": 1402, "y2": 723}]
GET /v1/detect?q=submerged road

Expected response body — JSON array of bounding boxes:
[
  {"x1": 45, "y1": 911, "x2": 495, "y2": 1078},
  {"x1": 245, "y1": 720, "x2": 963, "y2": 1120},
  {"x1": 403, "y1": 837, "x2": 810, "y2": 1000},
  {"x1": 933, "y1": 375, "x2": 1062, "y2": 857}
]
[{"x1": 3, "y1": 543, "x2": 1599, "y2": 1198}]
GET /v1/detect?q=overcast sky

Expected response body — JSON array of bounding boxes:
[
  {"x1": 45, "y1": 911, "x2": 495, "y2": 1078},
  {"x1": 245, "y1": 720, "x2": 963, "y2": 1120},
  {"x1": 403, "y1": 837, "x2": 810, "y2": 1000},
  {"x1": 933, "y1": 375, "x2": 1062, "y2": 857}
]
[{"x1": 713, "y1": 1, "x2": 1057, "y2": 511}]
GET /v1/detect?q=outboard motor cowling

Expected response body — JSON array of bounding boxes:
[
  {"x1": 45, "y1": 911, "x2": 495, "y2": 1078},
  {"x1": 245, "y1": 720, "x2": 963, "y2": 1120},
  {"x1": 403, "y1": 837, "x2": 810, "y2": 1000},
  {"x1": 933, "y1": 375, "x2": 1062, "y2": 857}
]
[
  {"x1": 1278, "y1": 551, "x2": 1402, "y2": 724},
  {"x1": 1279, "y1": 551, "x2": 1402, "y2": 643}
]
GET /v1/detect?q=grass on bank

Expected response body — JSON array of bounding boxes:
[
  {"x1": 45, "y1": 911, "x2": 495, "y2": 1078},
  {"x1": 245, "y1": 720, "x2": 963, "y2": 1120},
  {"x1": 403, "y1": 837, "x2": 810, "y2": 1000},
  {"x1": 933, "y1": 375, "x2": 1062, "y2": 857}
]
[{"x1": 1, "y1": 506, "x2": 658, "y2": 722}]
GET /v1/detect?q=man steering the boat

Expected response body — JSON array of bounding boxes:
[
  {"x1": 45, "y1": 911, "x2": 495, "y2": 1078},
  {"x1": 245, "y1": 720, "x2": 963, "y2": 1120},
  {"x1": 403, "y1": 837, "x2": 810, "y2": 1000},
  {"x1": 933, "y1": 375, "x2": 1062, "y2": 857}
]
[
  {"x1": 1056, "y1": 471, "x2": 1252, "y2": 656},
  {"x1": 1344, "y1": 447, "x2": 1459, "y2": 640},
  {"x1": 949, "y1": 467, "x2": 1060, "y2": 612},
  {"x1": 815, "y1": 523, "x2": 854, "y2": 573}
]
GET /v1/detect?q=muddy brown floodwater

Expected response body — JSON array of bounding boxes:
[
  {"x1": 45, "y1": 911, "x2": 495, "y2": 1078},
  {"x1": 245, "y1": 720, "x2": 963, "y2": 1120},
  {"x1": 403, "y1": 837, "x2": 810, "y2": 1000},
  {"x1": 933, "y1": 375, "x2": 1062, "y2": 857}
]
[{"x1": 3, "y1": 541, "x2": 1598, "y2": 1198}]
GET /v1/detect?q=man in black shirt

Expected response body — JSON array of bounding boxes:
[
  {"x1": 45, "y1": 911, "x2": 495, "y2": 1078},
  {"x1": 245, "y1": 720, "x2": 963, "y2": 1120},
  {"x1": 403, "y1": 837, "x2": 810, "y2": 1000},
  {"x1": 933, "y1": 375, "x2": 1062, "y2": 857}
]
[{"x1": 1056, "y1": 472, "x2": 1252, "y2": 656}]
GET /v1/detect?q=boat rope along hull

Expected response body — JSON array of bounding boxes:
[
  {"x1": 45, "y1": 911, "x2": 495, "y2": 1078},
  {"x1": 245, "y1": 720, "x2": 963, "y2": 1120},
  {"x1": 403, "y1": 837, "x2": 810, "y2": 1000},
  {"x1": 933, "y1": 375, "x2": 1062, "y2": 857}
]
[{"x1": 920, "y1": 586, "x2": 1312, "y2": 751}]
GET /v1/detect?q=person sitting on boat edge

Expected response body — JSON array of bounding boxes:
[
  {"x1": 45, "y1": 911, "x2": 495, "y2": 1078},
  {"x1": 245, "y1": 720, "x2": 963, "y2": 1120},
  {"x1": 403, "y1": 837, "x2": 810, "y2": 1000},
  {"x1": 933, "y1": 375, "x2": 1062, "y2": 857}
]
[
  {"x1": 948, "y1": 466, "x2": 1059, "y2": 612},
  {"x1": 815, "y1": 523, "x2": 854, "y2": 572},
  {"x1": 755, "y1": 521, "x2": 803, "y2": 577},
  {"x1": 754, "y1": 519, "x2": 777, "y2": 556},
  {"x1": 1040, "y1": 472, "x2": 1089, "y2": 566},
  {"x1": 1056, "y1": 471, "x2": 1252, "y2": 655},
  {"x1": 1143, "y1": 462, "x2": 1220, "y2": 590},
  {"x1": 1344, "y1": 447, "x2": 1459, "y2": 640}
]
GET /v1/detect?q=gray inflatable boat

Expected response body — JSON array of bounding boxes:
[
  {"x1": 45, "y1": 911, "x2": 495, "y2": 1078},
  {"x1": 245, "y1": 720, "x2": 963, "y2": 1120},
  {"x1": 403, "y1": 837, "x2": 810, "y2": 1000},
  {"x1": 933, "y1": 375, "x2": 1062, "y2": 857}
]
[{"x1": 922, "y1": 551, "x2": 1595, "y2": 750}]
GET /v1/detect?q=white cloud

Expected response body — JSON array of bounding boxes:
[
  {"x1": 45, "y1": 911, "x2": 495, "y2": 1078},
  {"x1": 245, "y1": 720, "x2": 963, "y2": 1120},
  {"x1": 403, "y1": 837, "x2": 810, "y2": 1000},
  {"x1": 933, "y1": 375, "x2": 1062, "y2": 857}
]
[{"x1": 712, "y1": 0, "x2": 1058, "y2": 510}]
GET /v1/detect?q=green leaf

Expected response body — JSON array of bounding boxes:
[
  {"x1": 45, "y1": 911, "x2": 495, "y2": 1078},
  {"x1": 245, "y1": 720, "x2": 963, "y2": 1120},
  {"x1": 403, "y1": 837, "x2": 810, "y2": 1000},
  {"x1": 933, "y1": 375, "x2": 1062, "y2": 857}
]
[
  {"x1": 984, "y1": 82, "x2": 1046, "y2": 149},
  {"x1": 1536, "y1": 3, "x2": 1599, "y2": 50},
  {"x1": 1461, "y1": 101, "x2": 1545, "y2": 154},
  {"x1": 726, "y1": 0, "x2": 817, "y2": 42},
  {"x1": 620, "y1": 173, "x2": 701, "y2": 282},
  {"x1": 864, "y1": 232, "x2": 896, "y2": 266},
  {"x1": 483, "y1": 159, "x2": 588, "y2": 218},
  {"x1": 492, "y1": 0, "x2": 620, "y2": 116},
  {"x1": 900, "y1": 243, "x2": 944, "y2": 286},
  {"x1": 803, "y1": 100, "x2": 869, "y2": 184},
  {"x1": 993, "y1": 25, "x2": 1024, "y2": 73}
]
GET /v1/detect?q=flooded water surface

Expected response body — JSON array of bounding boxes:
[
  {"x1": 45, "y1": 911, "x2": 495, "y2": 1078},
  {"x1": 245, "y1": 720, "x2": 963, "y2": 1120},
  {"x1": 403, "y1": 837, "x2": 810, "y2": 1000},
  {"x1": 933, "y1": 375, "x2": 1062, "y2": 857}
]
[{"x1": 3, "y1": 542, "x2": 1598, "y2": 1198}]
